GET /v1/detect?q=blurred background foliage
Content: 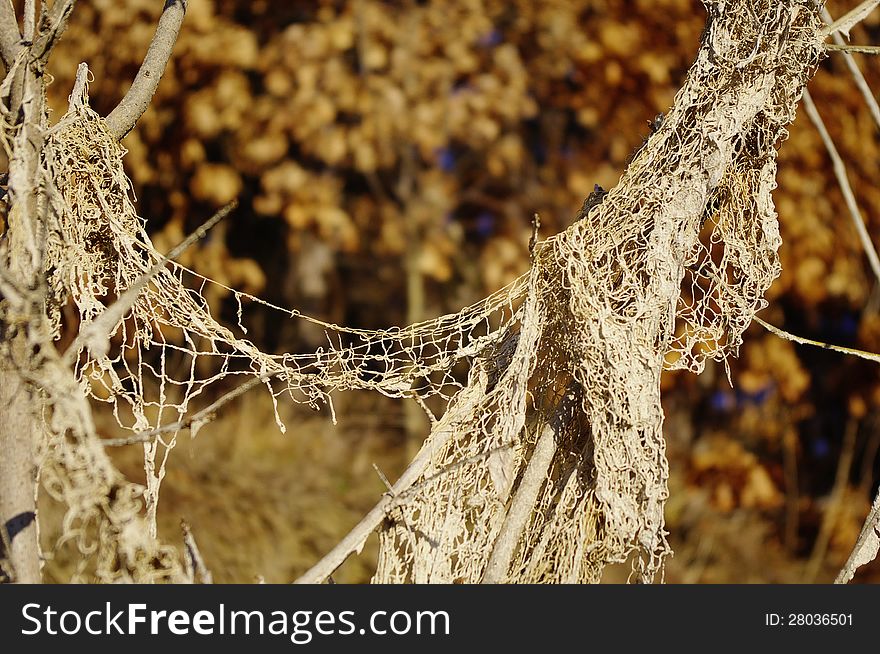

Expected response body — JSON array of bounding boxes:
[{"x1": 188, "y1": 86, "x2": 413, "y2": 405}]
[{"x1": 22, "y1": 0, "x2": 880, "y2": 582}]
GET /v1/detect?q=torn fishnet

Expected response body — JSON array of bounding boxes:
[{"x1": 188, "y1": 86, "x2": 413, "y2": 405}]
[
  {"x1": 374, "y1": 0, "x2": 823, "y2": 583},
  {"x1": 35, "y1": 0, "x2": 823, "y2": 583}
]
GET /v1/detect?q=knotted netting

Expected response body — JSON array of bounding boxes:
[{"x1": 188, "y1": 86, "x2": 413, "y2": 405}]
[
  {"x1": 375, "y1": 0, "x2": 825, "y2": 583},
  {"x1": 41, "y1": 65, "x2": 524, "y2": 581},
  {"x1": 33, "y1": 0, "x2": 823, "y2": 582}
]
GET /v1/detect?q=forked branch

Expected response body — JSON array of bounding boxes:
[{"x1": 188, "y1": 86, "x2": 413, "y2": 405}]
[
  {"x1": 822, "y1": 7, "x2": 880, "y2": 129},
  {"x1": 821, "y1": 0, "x2": 880, "y2": 39}
]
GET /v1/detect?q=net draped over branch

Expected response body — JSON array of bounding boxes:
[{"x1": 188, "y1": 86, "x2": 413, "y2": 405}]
[
  {"x1": 34, "y1": 0, "x2": 823, "y2": 582},
  {"x1": 375, "y1": 0, "x2": 825, "y2": 583}
]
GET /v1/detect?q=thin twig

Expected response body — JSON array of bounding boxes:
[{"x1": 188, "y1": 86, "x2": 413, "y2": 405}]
[
  {"x1": 388, "y1": 440, "x2": 515, "y2": 508},
  {"x1": 165, "y1": 202, "x2": 238, "y2": 264},
  {"x1": 821, "y1": 7, "x2": 880, "y2": 130},
  {"x1": 755, "y1": 315, "x2": 880, "y2": 364},
  {"x1": 821, "y1": 0, "x2": 880, "y2": 39},
  {"x1": 103, "y1": 371, "x2": 276, "y2": 446},
  {"x1": 0, "y1": 0, "x2": 22, "y2": 68},
  {"x1": 529, "y1": 213, "x2": 541, "y2": 260},
  {"x1": 805, "y1": 419, "x2": 858, "y2": 582},
  {"x1": 65, "y1": 201, "x2": 236, "y2": 364},
  {"x1": 825, "y1": 43, "x2": 880, "y2": 55},
  {"x1": 294, "y1": 429, "x2": 456, "y2": 584},
  {"x1": 411, "y1": 392, "x2": 437, "y2": 426},
  {"x1": 181, "y1": 520, "x2": 213, "y2": 584},
  {"x1": 294, "y1": 364, "x2": 488, "y2": 584},
  {"x1": 372, "y1": 463, "x2": 394, "y2": 492},
  {"x1": 105, "y1": 0, "x2": 187, "y2": 140},
  {"x1": 801, "y1": 89, "x2": 880, "y2": 286}
]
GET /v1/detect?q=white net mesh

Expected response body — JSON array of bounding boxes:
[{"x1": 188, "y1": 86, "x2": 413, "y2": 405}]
[
  {"x1": 373, "y1": 0, "x2": 824, "y2": 583},
  {"x1": 27, "y1": 0, "x2": 823, "y2": 583}
]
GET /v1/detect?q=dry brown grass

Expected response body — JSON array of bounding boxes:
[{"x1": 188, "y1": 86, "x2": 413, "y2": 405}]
[{"x1": 39, "y1": 389, "x2": 409, "y2": 583}]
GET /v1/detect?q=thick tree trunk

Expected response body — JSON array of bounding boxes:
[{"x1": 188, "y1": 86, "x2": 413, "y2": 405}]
[
  {"x1": 0, "y1": 363, "x2": 41, "y2": 583},
  {"x1": 0, "y1": 27, "x2": 51, "y2": 586}
]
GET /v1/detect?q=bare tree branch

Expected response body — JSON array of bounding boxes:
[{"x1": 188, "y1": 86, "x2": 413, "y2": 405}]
[
  {"x1": 22, "y1": 0, "x2": 35, "y2": 43},
  {"x1": 802, "y1": 89, "x2": 880, "y2": 286},
  {"x1": 0, "y1": 354, "x2": 42, "y2": 583},
  {"x1": 482, "y1": 421, "x2": 557, "y2": 583},
  {"x1": 30, "y1": 0, "x2": 76, "y2": 63},
  {"x1": 105, "y1": 0, "x2": 186, "y2": 140},
  {"x1": 748, "y1": 305, "x2": 880, "y2": 584},
  {"x1": 294, "y1": 436, "x2": 456, "y2": 584},
  {"x1": 821, "y1": 0, "x2": 880, "y2": 39},
  {"x1": 0, "y1": 0, "x2": 22, "y2": 68},
  {"x1": 294, "y1": 363, "x2": 488, "y2": 584},
  {"x1": 755, "y1": 316, "x2": 880, "y2": 364},
  {"x1": 822, "y1": 8, "x2": 880, "y2": 130},
  {"x1": 826, "y1": 43, "x2": 880, "y2": 55},
  {"x1": 0, "y1": 0, "x2": 58, "y2": 583}
]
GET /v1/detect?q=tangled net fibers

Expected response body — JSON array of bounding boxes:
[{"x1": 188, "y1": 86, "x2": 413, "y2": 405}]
[{"x1": 31, "y1": 0, "x2": 823, "y2": 582}]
